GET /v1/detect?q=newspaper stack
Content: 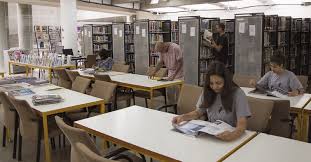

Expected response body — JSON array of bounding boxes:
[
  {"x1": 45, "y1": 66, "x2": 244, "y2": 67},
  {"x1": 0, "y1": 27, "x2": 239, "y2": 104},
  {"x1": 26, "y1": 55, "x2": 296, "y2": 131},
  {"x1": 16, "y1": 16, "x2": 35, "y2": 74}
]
[{"x1": 32, "y1": 94, "x2": 63, "y2": 105}]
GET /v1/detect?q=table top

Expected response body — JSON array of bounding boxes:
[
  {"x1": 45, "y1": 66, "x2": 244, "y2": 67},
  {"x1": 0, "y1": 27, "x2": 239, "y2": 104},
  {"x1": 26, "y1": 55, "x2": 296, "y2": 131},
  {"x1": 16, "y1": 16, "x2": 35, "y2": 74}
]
[
  {"x1": 9, "y1": 61, "x2": 75, "y2": 69},
  {"x1": 110, "y1": 74, "x2": 183, "y2": 90},
  {"x1": 241, "y1": 87, "x2": 311, "y2": 109},
  {"x1": 13, "y1": 83, "x2": 104, "y2": 115},
  {"x1": 75, "y1": 106, "x2": 257, "y2": 162},
  {"x1": 74, "y1": 69, "x2": 126, "y2": 78},
  {"x1": 223, "y1": 133, "x2": 311, "y2": 162}
]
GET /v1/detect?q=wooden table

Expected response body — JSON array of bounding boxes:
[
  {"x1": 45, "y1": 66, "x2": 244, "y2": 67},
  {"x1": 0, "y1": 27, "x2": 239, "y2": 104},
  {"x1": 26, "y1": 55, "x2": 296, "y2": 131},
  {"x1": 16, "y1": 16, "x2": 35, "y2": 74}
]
[
  {"x1": 73, "y1": 68, "x2": 126, "y2": 79},
  {"x1": 223, "y1": 133, "x2": 311, "y2": 162},
  {"x1": 110, "y1": 74, "x2": 184, "y2": 108},
  {"x1": 8, "y1": 61, "x2": 75, "y2": 83},
  {"x1": 241, "y1": 87, "x2": 311, "y2": 140},
  {"x1": 301, "y1": 101, "x2": 311, "y2": 142},
  {"x1": 75, "y1": 106, "x2": 257, "y2": 162},
  {"x1": 15, "y1": 83, "x2": 105, "y2": 162}
]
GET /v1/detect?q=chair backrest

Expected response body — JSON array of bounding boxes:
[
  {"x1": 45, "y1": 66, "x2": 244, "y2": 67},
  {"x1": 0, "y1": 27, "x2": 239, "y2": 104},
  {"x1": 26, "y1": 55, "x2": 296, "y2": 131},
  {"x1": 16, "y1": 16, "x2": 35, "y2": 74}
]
[
  {"x1": 0, "y1": 92, "x2": 16, "y2": 130},
  {"x1": 247, "y1": 96, "x2": 274, "y2": 132},
  {"x1": 146, "y1": 67, "x2": 168, "y2": 78},
  {"x1": 8, "y1": 96, "x2": 38, "y2": 140},
  {"x1": 177, "y1": 84, "x2": 203, "y2": 115},
  {"x1": 111, "y1": 64, "x2": 130, "y2": 73},
  {"x1": 65, "y1": 69, "x2": 81, "y2": 82},
  {"x1": 75, "y1": 143, "x2": 115, "y2": 162},
  {"x1": 93, "y1": 74, "x2": 112, "y2": 82},
  {"x1": 233, "y1": 74, "x2": 260, "y2": 88},
  {"x1": 71, "y1": 76, "x2": 91, "y2": 93},
  {"x1": 54, "y1": 69, "x2": 72, "y2": 89},
  {"x1": 267, "y1": 100, "x2": 291, "y2": 138},
  {"x1": 90, "y1": 80, "x2": 117, "y2": 102},
  {"x1": 297, "y1": 75, "x2": 308, "y2": 91},
  {"x1": 85, "y1": 55, "x2": 97, "y2": 68},
  {"x1": 55, "y1": 116, "x2": 101, "y2": 162}
]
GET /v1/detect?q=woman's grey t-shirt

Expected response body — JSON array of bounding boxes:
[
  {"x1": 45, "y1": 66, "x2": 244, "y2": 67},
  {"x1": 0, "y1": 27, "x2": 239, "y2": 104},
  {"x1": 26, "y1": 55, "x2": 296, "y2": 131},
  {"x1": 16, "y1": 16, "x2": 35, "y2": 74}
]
[
  {"x1": 196, "y1": 88, "x2": 251, "y2": 127},
  {"x1": 257, "y1": 70, "x2": 303, "y2": 94}
]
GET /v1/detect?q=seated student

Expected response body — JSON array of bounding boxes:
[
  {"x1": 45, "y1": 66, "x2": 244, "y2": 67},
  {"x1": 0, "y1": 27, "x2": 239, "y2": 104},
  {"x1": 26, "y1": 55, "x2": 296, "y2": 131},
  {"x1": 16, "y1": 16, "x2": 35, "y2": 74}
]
[
  {"x1": 172, "y1": 61, "x2": 251, "y2": 141},
  {"x1": 96, "y1": 49, "x2": 114, "y2": 70},
  {"x1": 250, "y1": 53, "x2": 304, "y2": 96}
]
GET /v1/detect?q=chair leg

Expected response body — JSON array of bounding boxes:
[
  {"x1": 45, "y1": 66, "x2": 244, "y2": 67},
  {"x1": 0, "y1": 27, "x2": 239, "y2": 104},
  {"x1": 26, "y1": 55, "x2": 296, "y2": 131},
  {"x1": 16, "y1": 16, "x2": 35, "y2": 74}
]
[
  {"x1": 51, "y1": 138, "x2": 56, "y2": 150},
  {"x1": 2, "y1": 126, "x2": 6, "y2": 147},
  {"x1": 139, "y1": 154, "x2": 146, "y2": 162},
  {"x1": 145, "y1": 98, "x2": 148, "y2": 107},
  {"x1": 58, "y1": 135, "x2": 61, "y2": 149},
  {"x1": 63, "y1": 134, "x2": 66, "y2": 147},
  {"x1": 18, "y1": 131, "x2": 22, "y2": 161},
  {"x1": 132, "y1": 90, "x2": 136, "y2": 105},
  {"x1": 36, "y1": 123, "x2": 42, "y2": 162},
  {"x1": 13, "y1": 112, "x2": 19, "y2": 159}
]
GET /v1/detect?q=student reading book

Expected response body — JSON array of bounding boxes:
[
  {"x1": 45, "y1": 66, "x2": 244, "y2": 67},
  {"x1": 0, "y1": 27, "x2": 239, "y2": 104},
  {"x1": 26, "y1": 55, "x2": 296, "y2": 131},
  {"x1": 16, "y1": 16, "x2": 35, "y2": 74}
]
[
  {"x1": 249, "y1": 84, "x2": 288, "y2": 98},
  {"x1": 173, "y1": 120, "x2": 234, "y2": 137},
  {"x1": 172, "y1": 62, "x2": 251, "y2": 141}
]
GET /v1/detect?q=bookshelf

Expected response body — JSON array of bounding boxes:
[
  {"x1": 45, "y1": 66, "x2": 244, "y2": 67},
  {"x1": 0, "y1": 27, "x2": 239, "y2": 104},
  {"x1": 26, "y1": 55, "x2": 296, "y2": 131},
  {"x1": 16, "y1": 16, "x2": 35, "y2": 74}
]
[
  {"x1": 92, "y1": 25, "x2": 113, "y2": 56},
  {"x1": 289, "y1": 18, "x2": 302, "y2": 74},
  {"x1": 149, "y1": 20, "x2": 171, "y2": 66},
  {"x1": 171, "y1": 21, "x2": 179, "y2": 44},
  {"x1": 300, "y1": 18, "x2": 310, "y2": 75},
  {"x1": 125, "y1": 23, "x2": 135, "y2": 72},
  {"x1": 277, "y1": 16, "x2": 291, "y2": 71},
  {"x1": 222, "y1": 19, "x2": 235, "y2": 72},
  {"x1": 134, "y1": 20, "x2": 149, "y2": 75}
]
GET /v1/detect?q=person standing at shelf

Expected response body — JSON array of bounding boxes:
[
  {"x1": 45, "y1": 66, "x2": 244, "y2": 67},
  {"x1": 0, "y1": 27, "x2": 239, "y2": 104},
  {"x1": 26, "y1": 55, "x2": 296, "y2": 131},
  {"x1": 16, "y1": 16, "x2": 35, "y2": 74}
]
[
  {"x1": 95, "y1": 48, "x2": 114, "y2": 71},
  {"x1": 148, "y1": 42, "x2": 184, "y2": 104},
  {"x1": 210, "y1": 23, "x2": 229, "y2": 65}
]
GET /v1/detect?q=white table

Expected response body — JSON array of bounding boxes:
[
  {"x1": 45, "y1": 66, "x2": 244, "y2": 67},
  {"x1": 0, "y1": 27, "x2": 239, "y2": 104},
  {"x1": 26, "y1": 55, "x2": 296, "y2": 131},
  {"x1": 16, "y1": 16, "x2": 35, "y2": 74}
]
[
  {"x1": 223, "y1": 133, "x2": 311, "y2": 162},
  {"x1": 13, "y1": 83, "x2": 105, "y2": 162},
  {"x1": 73, "y1": 68, "x2": 126, "y2": 79},
  {"x1": 75, "y1": 106, "x2": 257, "y2": 162},
  {"x1": 110, "y1": 74, "x2": 183, "y2": 108}
]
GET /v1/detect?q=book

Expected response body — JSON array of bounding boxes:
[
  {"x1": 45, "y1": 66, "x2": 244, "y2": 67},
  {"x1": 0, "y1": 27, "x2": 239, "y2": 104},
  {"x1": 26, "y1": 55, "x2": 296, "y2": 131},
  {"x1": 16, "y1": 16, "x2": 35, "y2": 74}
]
[
  {"x1": 249, "y1": 85, "x2": 287, "y2": 98},
  {"x1": 32, "y1": 94, "x2": 63, "y2": 105},
  {"x1": 9, "y1": 88, "x2": 35, "y2": 96},
  {"x1": 173, "y1": 120, "x2": 234, "y2": 137}
]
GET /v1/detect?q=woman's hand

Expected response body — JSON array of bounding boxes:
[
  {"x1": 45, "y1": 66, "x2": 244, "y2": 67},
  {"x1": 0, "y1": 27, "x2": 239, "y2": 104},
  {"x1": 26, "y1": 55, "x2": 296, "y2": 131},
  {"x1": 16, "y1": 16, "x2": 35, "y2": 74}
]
[
  {"x1": 216, "y1": 131, "x2": 236, "y2": 141},
  {"x1": 172, "y1": 115, "x2": 186, "y2": 125},
  {"x1": 288, "y1": 90, "x2": 299, "y2": 96},
  {"x1": 249, "y1": 79, "x2": 256, "y2": 87}
]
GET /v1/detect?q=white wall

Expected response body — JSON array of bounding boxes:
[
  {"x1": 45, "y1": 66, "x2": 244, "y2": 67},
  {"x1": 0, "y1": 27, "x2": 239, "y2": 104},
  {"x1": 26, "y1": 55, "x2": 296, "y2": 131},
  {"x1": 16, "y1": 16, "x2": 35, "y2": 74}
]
[{"x1": 157, "y1": 5, "x2": 311, "y2": 20}]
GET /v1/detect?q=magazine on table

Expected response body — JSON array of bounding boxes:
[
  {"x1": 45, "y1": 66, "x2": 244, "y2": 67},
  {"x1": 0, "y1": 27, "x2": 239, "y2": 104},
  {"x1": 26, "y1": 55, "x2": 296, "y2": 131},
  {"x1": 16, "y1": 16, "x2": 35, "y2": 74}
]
[
  {"x1": 173, "y1": 120, "x2": 235, "y2": 137},
  {"x1": 9, "y1": 88, "x2": 35, "y2": 96},
  {"x1": 249, "y1": 85, "x2": 287, "y2": 98},
  {"x1": 32, "y1": 94, "x2": 63, "y2": 105},
  {"x1": 0, "y1": 84, "x2": 24, "y2": 92}
]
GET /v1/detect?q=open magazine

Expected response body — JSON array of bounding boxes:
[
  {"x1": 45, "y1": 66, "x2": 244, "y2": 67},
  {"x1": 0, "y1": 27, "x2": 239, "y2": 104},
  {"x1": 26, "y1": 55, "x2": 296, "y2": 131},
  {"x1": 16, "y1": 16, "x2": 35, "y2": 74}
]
[
  {"x1": 173, "y1": 120, "x2": 235, "y2": 137},
  {"x1": 249, "y1": 85, "x2": 287, "y2": 98}
]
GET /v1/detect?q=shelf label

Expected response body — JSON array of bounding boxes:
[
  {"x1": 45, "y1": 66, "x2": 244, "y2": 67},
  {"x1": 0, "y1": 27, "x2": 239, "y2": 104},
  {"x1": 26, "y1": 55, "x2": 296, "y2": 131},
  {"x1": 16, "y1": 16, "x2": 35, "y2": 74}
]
[
  {"x1": 190, "y1": 27, "x2": 196, "y2": 37},
  {"x1": 249, "y1": 25, "x2": 256, "y2": 36},
  {"x1": 142, "y1": 29, "x2": 146, "y2": 37},
  {"x1": 181, "y1": 24, "x2": 187, "y2": 34},
  {"x1": 135, "y1": 26, "x2": 140, "y2": 35},
  {"x1": 239, "y1": 22, "x2": 245, "y2": 34},
  {"x1": 114, "y1": 28, "x2": 118, "y2": 35}
]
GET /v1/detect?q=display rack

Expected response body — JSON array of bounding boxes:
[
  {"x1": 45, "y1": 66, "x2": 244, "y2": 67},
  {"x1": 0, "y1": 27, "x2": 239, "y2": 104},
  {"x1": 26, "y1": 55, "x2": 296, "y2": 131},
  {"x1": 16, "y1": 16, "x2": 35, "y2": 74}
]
[
  {"x1": 149, "y1": 20, "x2": 171, "y2": 66},
  {"x1": 48, "y1": 26, "x2": 62, "y2": 53},
  {"x1": 34, "y1": 25, "x2": 51, "y2": 55},
  {"x1": 125, "y1": 23, "x2": 135, "y2": 72}
]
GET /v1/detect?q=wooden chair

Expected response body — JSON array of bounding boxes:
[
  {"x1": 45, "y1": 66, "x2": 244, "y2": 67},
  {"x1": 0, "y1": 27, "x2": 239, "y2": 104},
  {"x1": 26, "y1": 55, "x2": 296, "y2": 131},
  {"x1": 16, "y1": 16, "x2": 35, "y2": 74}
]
[
  {"x1": 9, "y1": 96, "x2": 61, "y2": 162},
  {"x1": 134, "y1": 67, "x2": 168, "y2": 107},
  {"x1": 75, "y1": 142, "x2": 143, "y2": 162},
  {"x1": 233, "y1": 74, "x2": 260, "y2": 88},
  {"x1": 297, "y1": 75, "x2": 308, "y2": 92},
  {"x1": 0, "y1": 92, "x2": 18, "y2": 159},
  {"x1": 247, "y1": 96, "x2": 274, "y2": 132},
  {"x1": 71, "y1": 76, "x2": 91, "y2": 94},
  {"x1": 85, "y1": 55, "x2": 97, "y2": 68},
  {"x1": 55, "y1": 116, "x2": 140, "y2": 162},
  {"x1": 65, "y1": 69, "x2": 81, "y2": 82},
  {"x1": 111, "y1": 64, "x2": 130, "y2": 73},
  {"x1": 94, "y1": 74, "x2": 112, "y2": 82},
  {"x1": 157, "y1": 84, "x2": 203, "y2": 115},
  {"x1": 53, "y1": 69, "x2": 72, "y2": 89}
]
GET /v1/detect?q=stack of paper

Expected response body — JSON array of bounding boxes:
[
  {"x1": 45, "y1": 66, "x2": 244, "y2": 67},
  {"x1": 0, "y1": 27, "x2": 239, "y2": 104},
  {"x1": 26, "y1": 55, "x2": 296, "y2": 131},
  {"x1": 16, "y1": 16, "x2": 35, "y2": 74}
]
[{"x1": 32, "y1": 94, "x2": 63, "y2": 105}]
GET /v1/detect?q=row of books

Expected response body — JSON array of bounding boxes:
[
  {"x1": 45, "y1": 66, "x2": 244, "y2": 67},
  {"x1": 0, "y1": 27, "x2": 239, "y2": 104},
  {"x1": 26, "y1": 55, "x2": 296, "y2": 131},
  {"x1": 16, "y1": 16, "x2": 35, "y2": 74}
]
[
  {"x1": 93, "y1": 36, "x2": 110, "y2": 42},
  {"x1": 125, "y1": 35, "x2": 134, "y2": 43},
  {"x1": 93, "y1": 44, "x2": 110, "y2": 51},
  {"x1": 150, "y1": 34, "x2": 164, "y2": 43},
  {"x1": 149, "y1": 21, "x2": 170, "y2": 32},
  {"x1": 125, "y1": 44, "x2": 134, "y2": 53},
  {"x1": 93, "y1": 26, "x2": 111, "y2": 34}
]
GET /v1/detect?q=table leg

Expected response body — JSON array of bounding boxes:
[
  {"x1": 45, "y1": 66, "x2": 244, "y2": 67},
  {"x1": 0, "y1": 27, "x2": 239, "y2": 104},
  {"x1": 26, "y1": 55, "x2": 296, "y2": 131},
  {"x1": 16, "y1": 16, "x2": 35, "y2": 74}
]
[
  {"x1": 25, "y1": 66, "x2": 29, "y2": 77},
  {"x1": 42, "y1": 114, "x2": 51, "y2": 162},
  {"x1": 149, "y1": 90, "x2": 154, "y2": 108},
  {"x1": 8, "y1": 62, "x2": 11, "y2": 75},
  {"x1": 48, "y1": 69, "x2": 52, "y2": 83},
  {"x1": 301, "y1": 111, "x2": 309, "y2": 142},
  {"x1": 99, "y1": 103, "x2": 105, "y2": 114}
]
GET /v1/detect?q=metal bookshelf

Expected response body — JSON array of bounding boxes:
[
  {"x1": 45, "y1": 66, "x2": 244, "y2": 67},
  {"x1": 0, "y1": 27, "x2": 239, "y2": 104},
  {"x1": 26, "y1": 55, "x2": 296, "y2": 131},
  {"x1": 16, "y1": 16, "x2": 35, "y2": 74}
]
[
  {"x1": 290, "y1": 18, "x2": 302, "y2": 74},
  {"x1": 171, "y1": 21, "x2": 179, "y2": 44},
  {"x1": 92, "y1": 24, "x2": 113, "y2": 56},
  {"x1": 300, "y1": 18, "x2": 310, "y2": 75},
  {"x1": 222, "y1": 19, "x2": 235, "y2": 72},
  {"x1": 134, "y1": 20, "x2": 149, "y2": 75},
  {"x1": 277, "y1": 16, "x2": 291, "y2": 71},
  {"x1": 125, "y1": 23, "x2": 135, "y2": 73}
]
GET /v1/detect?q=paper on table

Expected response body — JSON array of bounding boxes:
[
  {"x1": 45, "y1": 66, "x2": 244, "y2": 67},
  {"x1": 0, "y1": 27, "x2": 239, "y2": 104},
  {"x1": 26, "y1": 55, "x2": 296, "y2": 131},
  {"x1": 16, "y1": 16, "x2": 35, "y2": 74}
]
[
  {"x1": 181, "y1": 24, "x2": 187, "y2": 34},
  {"x1": 119, "y1": 30, "x2": 123, "y2": 37},
  {"x1": 249, "y1": 25, "x2": 256, "y2": 36},
  {"x1": 190, "y1": 27, "x2": 196, "y2": 37},
  {"x1": 239, "y1": 22, "x2": 245, "y2": 33},
  {"x1": 135, "y1": 26, "x2": 140, "y2": 35},
  {"x1": 142, "y1": 29, "x2": 146, "y2": 37},
  {"x1": 113, "y1": 28, "x2": 118, "y2": 35}
]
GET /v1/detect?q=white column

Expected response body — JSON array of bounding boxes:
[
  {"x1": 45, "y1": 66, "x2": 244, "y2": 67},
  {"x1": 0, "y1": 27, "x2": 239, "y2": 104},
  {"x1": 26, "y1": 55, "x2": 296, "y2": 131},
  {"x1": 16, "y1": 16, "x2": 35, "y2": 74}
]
[
  {"x1": 60, "y1": 0, "x2": 78, "y2": 56},
  {"x1": 0, "y1": 2, "x2": 8, "y2": 72},
  {"x1": 17, "y1": 4, "x2": 33, "y2": 50}
]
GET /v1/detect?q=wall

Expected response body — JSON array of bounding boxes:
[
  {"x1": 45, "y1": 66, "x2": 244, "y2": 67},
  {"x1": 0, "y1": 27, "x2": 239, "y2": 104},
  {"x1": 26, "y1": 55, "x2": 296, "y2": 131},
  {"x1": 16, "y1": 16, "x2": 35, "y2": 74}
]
[{"x1": 157, "y1": 5, "x2": 311, "y2": 20}]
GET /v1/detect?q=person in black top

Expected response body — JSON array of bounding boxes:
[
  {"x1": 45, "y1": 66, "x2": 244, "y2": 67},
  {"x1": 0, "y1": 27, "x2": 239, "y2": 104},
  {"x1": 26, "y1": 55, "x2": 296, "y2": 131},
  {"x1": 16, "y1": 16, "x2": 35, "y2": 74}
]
[{"x1": 211, "y1": 23, "x2": 228, "y2": 65}]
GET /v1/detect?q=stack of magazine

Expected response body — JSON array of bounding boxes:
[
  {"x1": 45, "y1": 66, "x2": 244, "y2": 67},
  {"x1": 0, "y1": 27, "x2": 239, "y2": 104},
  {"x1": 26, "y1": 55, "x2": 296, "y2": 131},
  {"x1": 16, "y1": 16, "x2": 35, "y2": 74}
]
[
  {"x1": 32, "y1": 94, "x2": 63, "y2": 105},
  {"x1": 9, "y1": 88, "x2": 35, "y2": 96},
  {"x1": 0, "y1": 76, "x2": 49, "y2": 85},
  {"x1": 173, "y1": 120, "x2": 234, "y2": 137}
]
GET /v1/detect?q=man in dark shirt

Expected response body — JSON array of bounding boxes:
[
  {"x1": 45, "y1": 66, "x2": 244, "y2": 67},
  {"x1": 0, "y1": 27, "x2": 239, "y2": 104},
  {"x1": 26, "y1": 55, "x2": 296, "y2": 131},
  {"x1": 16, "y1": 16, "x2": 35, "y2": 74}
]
[{"x1": 211, "y1": 23, "x2": 228, "y2": 65}]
